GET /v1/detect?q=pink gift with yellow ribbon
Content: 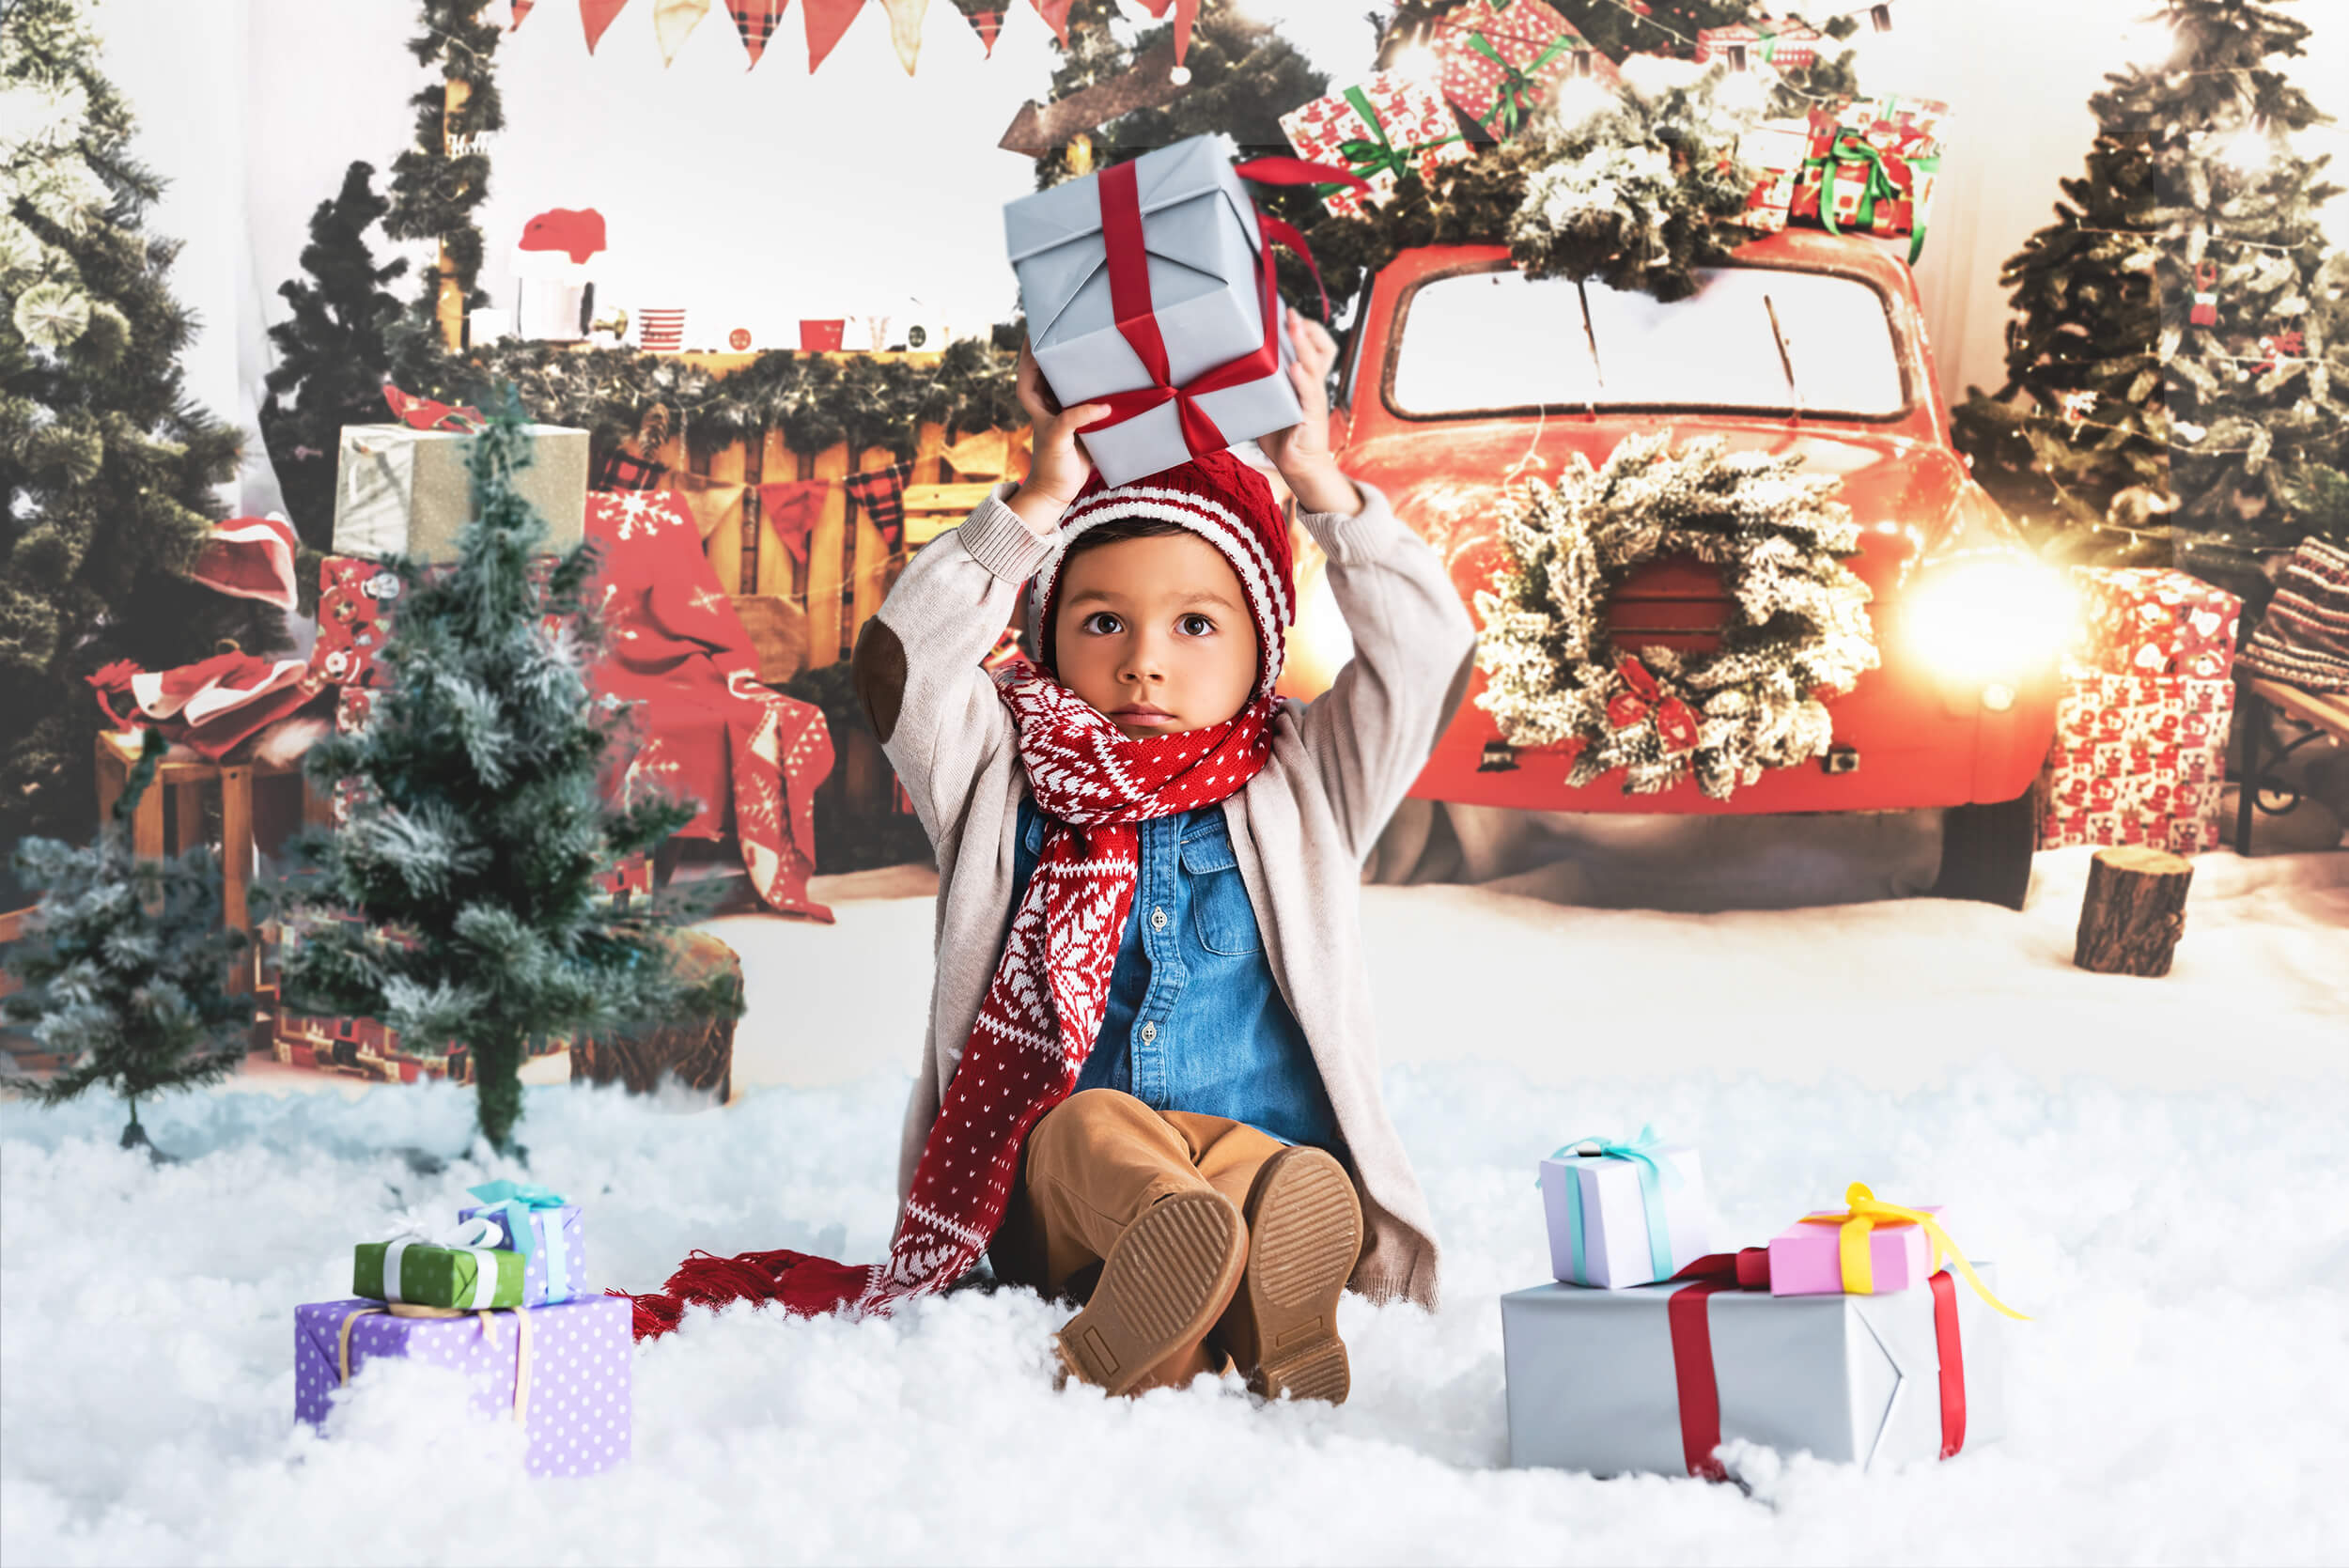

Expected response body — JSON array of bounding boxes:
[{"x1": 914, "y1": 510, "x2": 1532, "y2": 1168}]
[{"x1": 1766, "y1": 1183, "x2": 2028, "y2": 1319}]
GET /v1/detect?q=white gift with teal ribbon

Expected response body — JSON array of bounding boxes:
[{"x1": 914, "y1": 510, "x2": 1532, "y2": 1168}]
[
  {"x1": 457, "y1": 1181, "x2": 584, "y2": 1307},
  {"x1": 1537, "y1": 1128, "x2": 1711, "y2": 1290}
]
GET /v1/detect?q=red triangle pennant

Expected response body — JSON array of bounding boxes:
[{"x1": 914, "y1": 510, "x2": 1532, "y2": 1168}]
[
  {"x1": 725, "y1": 0, "x2": 788, "y2": 64},
  {"x1": 582, "y1": 0, "x2": 631, "y2": 51},
  {"x1": 757, "y1": 479, "x2": 832, "y2": 563},
  {"x1": 1027, "y1": 0, "x2": 1070, "y2": 44},
  {"x1": 803, "y1": 0, "x2": 863, "y2": 70},
  {"x1": 511, "y1": 0, "x2": 537, "y2": 26},
  {"x1": 955, "y1": 1, "x2": 1001, "y2": 54}
]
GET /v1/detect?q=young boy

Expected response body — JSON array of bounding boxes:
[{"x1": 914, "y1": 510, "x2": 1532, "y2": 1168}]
[{"x1": 849, "y1": 308, "x2": 1479, "y2": 1402}]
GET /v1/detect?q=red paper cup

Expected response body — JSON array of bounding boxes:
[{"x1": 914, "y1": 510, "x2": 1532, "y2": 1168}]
[
  {"x1": 800, "y1": 318, "x2": 846, "y2": 352},
  {"x1": 639, "y1": 307, "x2": 687, "y2": 352}
]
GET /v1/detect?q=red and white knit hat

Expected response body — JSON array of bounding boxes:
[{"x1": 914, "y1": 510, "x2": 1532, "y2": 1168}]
[{"x1": 1031, "y1": 451, "x2": 1295, "y2": 701}]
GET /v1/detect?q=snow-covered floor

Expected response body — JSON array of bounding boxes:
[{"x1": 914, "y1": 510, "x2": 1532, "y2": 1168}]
[{"x1": 4, "y1": 846, "x2": 2346, "y2": 1565}]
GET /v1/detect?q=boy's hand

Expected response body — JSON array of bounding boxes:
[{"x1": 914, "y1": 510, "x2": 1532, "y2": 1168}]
[
  {"x1": 1011, "y1": 341, "x2": 1109, "y2": 535},
  {"x1": 1257, "y1": 308, "x2": 1361, "y2": 517}
]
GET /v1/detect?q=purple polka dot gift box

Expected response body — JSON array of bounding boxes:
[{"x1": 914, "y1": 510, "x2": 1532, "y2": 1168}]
[
  {"x1": 294, "y1": 1296, "x2": 632, "y2": 1478},
  {"x1": 457, "y1": 1181, "x2": 586, "y2": 1307}
]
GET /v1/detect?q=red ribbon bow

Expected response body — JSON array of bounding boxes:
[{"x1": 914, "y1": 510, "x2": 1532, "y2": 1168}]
[
  {"x1": 382, "y1": 383, "x2": 486, "y2": 433},
  {"x1": 1075, "y1": 157, "x2": 1357, "y2": 467},
  {"x1": 1665, "y1": 1249, "x2": 1969, "y2": 1480}
]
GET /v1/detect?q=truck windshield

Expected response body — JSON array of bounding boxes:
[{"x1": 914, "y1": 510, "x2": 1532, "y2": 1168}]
[{"x1": 1388, "y1": 265, "x2": 1907, "y2": 419}]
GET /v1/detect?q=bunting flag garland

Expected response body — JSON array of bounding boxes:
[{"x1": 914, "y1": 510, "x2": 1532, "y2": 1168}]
[
  {"x1": 757, "y1": 479, "x2": 832, "y2": 564},
  {"x1": 803, "y1": 0, "x2": 864, "y2": 70},
  {"x1": 952, "y1": 0, "x2": 1003, "y2": 54},
  {"x1": 842, "y1": 460, "x2": 913, "y2": 551},
  {"x1": 655, "y1": 0, "x2": 712, "y2": 64},
  {"x1": 880, "y1": 0, "x2": 928, "y2": 72},
  {"x1": 726, "y1": 0, "x2": 787, "y2": 65},
  {"x1": 510, "y1": 0, "x2": 537, "y2": 27},
  {"x1": 581, "y1": 0, "x2": 631, "y2": 52}
]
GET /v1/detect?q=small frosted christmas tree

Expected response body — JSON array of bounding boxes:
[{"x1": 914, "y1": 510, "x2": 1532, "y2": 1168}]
[
  {"x1": 272, "y1": 395, "x2": 729, "y2": 1156},
  {"x1": 3, "y1": 731, "x2": 250, "y2": 1154},
  {"x1": 0, "y1": 0, "x2": 286, "y2": 859},
  {"x1": 260, "y1": 161, "x2": 409, "y2": 557},
  {"x1": 1952, "y1": 0, "x2": 2348, "y2": 553}
]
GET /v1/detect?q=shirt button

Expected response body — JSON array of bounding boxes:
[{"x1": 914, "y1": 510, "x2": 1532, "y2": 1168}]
[
  {"x1": 1140, "y1": 1021, "x2": 1158, "y2": 1044},
  {"x1": 1150, "y1": 908, "x2": 1167, "y2": 931}
]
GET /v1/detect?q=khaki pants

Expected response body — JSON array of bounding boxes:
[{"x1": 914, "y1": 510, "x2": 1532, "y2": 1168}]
[{"x1": 990, "y1": 1088, "x2": 1288, "y2": 1384}]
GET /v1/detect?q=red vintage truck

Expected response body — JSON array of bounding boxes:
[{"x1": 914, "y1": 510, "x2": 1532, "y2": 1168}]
[{"x1": 1281, "y1": 229, "x2": 2067, "y2": 907}]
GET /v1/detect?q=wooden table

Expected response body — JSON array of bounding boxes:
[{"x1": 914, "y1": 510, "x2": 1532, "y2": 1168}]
[
  {"x1": 92, "y1": 728, "x2": 328, "y2": 992},
  {"x1": 2234, "y1": 675, "x2": 2349, "y2": 854}
]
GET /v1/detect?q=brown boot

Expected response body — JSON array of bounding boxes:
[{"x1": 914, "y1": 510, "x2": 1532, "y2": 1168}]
[
  {"x1": 1221, "y1": 1145, "x2": 1363, "y2": 1405},
  {"x1": 1055, "y1": 1189, "x2": 1247, "y2": 1398}
]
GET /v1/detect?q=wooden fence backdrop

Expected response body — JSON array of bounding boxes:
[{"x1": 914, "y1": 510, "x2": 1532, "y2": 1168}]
[{"x1": 620, "y1": 351, "x2": 1030, "y2": 821}]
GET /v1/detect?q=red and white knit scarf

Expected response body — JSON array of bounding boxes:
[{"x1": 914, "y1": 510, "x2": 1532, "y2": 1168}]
[{"x1": 620, "y1": 659, "x2": 1277, "y2": 1338}]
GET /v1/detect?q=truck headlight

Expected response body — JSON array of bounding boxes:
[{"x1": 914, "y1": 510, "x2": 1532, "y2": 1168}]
[{"x1": 1902, "y1": 562, "x2": 2074, "y2": 684}]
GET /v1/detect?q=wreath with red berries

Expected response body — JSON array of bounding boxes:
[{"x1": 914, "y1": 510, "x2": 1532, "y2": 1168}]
[{"x1": 1472, "y1": 433, "x2": 1881, "y2": 800}]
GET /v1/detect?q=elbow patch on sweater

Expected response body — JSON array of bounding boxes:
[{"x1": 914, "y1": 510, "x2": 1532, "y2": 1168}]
[{"x1": 852, "y1": 617, "x2": 908, "y2": 743}]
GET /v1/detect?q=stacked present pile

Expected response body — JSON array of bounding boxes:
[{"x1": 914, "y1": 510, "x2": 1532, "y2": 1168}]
[
  {"x1": 295, "y1": 1182, "x2": 632, "y2": 1477},
  {"x1": 2041, "y1": 567, "x2": 2242, "y2": 856},
  {"x1": 1504, "y1": 1131, "x2": 2019, "y2": 1478},
  {"x1": 1741, "y1": 95, "x2": 1948, "y2": 263}
]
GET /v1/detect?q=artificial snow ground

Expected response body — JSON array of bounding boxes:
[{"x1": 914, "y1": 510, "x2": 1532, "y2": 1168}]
[{"x1": 5, "y1": 845, "x2": 2347, "y2": 1567}]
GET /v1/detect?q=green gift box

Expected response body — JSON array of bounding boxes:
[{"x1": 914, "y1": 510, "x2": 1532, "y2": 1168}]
[{"x1": 352, "y1": 1237, "x2": 526, "y2": 1311}]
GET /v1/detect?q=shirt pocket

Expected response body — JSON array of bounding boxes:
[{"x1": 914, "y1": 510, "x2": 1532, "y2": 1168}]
[{"x1": 1179, "y1": 824, "x2": 1265, "y2": 956}]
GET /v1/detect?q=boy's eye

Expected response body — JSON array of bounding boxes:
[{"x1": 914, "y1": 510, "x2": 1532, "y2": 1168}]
[
  {"x1": 1082, "y1": 612, "x2": 1123, "y2": 635},
  {"x1": 1178, "y1": 613, "x2": 1216, "y2": 637}
]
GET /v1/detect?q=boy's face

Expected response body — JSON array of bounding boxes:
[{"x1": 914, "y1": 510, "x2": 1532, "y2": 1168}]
[{"x1": 1052, "y1": 533, "x2": 1260, "y2": 740}]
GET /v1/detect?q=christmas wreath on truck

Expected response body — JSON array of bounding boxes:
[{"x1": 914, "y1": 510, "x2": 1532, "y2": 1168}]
[{"x1": 1474, "y1": 433, "x2": 1881, "y2": 800}]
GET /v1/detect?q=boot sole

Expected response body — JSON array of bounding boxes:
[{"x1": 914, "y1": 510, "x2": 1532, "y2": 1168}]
[
  {"x1": 1055, "y1": 1190, "x2": 1246, "y2": 1398},
  {"x1": 1234, "y1": 1147, "x2": 1362, "y2": 1405}
]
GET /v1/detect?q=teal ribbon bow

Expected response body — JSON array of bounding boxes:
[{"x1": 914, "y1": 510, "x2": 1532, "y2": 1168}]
[
  {"x1": 1325, "y1": 85, "x2": 1462, "y2": 198},
  {"x1": 1462, "y1": 31, "x2": 1578, "y2": 138},
  {"x1": 465, "y1": 1181, "x2": 572, "y2": 1303},
  {"x1": 1540, "y1": 1126, "x2": 1683, "y2": 1283}
]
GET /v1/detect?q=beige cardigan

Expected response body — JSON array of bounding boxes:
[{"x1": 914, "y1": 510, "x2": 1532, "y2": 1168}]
[{"x1": 848, "y1": 478, "x2": 1478, "y2": 1308}]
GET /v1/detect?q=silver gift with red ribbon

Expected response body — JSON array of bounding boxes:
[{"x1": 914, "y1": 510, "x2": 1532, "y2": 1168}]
[
  {"x1": 1004, "y1": 134, "x2": 1330, "y2": 489},
  {"x1": 1501, "y1": 1250, "x2": 2008, "y2": 1478}
]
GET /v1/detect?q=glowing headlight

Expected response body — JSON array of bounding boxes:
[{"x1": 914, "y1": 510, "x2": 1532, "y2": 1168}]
[{"x1": 1902, "y1": 562, "x2": 2074, "y2": 682}]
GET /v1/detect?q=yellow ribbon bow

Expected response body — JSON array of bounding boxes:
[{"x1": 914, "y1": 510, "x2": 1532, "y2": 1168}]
[{"x1": 1799, "y1": 1182, "x2": 2030, "y2": 1320}]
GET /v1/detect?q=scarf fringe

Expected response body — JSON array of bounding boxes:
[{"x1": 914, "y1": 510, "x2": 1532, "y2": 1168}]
[{"x1": 611, "y1": 1249, "x2": 863, "y2": 1342}]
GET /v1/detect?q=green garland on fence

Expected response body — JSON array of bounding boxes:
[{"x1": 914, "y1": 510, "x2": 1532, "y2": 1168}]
[{"x1": 407, "y1": 334, "x2": 1025, "y2": 469}]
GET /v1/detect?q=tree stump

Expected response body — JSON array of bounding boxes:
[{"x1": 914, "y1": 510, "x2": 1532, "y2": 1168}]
[
  {"x1": 2073, "y1": 847, "x2": 2194, "y2": 977},
  {"x1": 570, "y1": 930, "x2": 743, "y2": 1102}
]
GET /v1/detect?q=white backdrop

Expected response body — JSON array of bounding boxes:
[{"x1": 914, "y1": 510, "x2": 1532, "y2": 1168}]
[{"x1": 83, "y1": 0, "x2": 2349, "y2": 515}]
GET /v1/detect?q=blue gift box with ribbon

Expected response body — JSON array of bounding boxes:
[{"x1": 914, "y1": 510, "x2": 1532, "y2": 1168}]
[
  {"x1": 457, "y1": 1182, "x2": 586, "y2": 1307},
  {"x1": 1538, "y1": 1127, "x2": 1712, "y2": 1289}
]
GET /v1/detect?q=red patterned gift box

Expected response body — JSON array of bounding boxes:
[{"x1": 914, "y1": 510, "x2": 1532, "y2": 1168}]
[
  {"x1": 2068, "y1": 567, "x2": 2242, "y2": 680},
  {"x1": 312, "y1": 557, "x2": 402, "y2": 689},
  {"x1": 1431, "y1": 0, "x2": 1610, "y2": 143},
  {"x1": 1279, "y1": 71, "x2": 1473, "y2": 220},
  {"x1": 1787, "y1": 96, "x2": 1948, "y2": 263},
  {"x1": 1738, "y1": 116, "x2": 1813, "y2": 233},
  {"x1": 2040, "y1": 669, "x2": 2234, "y2": 855},
  {"x1": 1694, "y1": 17, "x2": 1823, "y2": 70}
]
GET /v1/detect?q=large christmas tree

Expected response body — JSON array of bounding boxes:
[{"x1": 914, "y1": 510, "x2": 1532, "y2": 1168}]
[
  {"x1": 0, "y1": 0, "x2": 286, "y2": 866},
  {"x1": 1952, "y1": 0, "x2": 2348, "y2": 554},
  {"x1": 272, "y1": 396, "x2": 729, "y2": 1156},
  {"x1": 259, "y1": 162, "x2": 408, "y2": 561}
]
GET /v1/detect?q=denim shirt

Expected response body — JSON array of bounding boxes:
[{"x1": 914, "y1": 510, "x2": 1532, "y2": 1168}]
[{"x1": 1010, "y1": 794, "x2": 1343, "y2": 1153}]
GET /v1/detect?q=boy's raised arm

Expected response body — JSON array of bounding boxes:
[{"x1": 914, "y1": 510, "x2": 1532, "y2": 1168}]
[
  {"x1": 1290, "y1": 480, "x2": 1481, "y2": 865},
  {"x1": 851, "y1": 489, "x2": 1050, "y2": 846}
]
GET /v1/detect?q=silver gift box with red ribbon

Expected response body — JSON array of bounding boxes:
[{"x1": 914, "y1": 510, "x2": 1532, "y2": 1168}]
[
  {"x1": 1004, "y1": 134, "x2": 1303, "y2": 489},
  {"x1": 1501, "y1": 1253, "x2": 2007, "y2": 1478}
]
